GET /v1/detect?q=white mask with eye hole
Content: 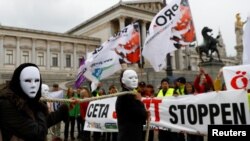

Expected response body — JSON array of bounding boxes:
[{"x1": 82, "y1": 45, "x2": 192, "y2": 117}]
[
  {"x1": 42, "y1": 84, "x2": 49, "y2": 97},
  {"x1": 122, "y1": 70, "x2": 138, "y2": 89},
  {"x1": 20, "y1": 66, "x2": 41, "y2": 98}
]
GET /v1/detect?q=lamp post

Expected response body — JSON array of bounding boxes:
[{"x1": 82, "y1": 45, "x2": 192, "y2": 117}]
[
  {"x1": 163, "y1": 0, "x2": 173, "y2": 77},
  {"x1": 185, "y1": 46, "x2": 191, "y2": 70}
]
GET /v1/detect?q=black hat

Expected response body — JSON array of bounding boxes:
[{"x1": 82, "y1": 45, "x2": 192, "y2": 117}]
[
  {"x1": 161, "y1": 78, "x2": 169, "y2": 84},
  {"x1": 176, "y1": 77, "x2": 186, "y2": 84}
]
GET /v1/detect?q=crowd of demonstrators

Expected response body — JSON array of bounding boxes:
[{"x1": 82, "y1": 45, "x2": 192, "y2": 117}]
[
  {"x1": 1, "y1": 62, "x2": 236, "y2": 141},
  {"x1": 0, "y1": 63, "x2": 69, "y2": 141}
]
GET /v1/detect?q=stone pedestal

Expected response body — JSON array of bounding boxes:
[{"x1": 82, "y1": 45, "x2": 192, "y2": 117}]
[
  {"x1": 199, "y1": 61, "x2": 225, "y2": 80},
  {"x1": 235, "y1": 44, "x2": 243, "y2": 64}
]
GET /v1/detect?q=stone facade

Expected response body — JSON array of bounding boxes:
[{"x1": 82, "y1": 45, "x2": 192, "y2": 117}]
[{"x1": 0, "y1": 26, "x2": 100, "y2": 85}]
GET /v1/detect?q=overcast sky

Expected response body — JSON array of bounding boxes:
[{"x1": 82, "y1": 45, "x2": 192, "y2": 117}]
[{"x1": 0, "y1": 0, "x2": 249, "y2": 56}]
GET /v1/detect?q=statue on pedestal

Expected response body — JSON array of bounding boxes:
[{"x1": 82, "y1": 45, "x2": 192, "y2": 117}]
[
  {"x1": 196, "y1": 27, "x2": 222, "y2": 62},
  {"x1": 235, "y1": 13, "x2": 246, "y2": 46}
]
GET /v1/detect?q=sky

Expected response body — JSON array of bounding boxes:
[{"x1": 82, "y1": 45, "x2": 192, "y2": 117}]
[{"x1": 0, "y1": 0, "x2": 249, "y2": 56}]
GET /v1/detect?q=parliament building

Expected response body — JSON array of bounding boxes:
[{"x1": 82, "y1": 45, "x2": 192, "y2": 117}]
[{"x1": 0, "y1": 0, "x2": 239, "y2": 88}]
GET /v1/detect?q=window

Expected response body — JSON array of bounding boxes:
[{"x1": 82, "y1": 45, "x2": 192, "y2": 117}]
[
  {"x1": 22, "y1": 51, "x2": 29, "y2": 63},
  {"x1": 37, "y1": 52, "x2": 44, "y2": 66},
  {"x1": 5, "y1": 50, "x2": 13, "y2": 64},
  {"x1": 52, "y1": 53, "x2": 58, "y2": 67},
  {"x1": 65, "y1": 54, "x2": 71, "y2": 67}
]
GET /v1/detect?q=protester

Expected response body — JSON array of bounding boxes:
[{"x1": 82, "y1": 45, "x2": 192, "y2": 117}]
[
  {"x1": 41, "y1": 84, "x2": 52, "y2": 112},
  {"x1": 137, "y1": 81, "x2": 146, "y2": 97},
  {"x1": 115, "y1": 69, "x2": 150, "y2": 141},
  {"x1": 194, "y1": 67, "x2": 214, "y2": 93},
  {"x1": 79, "y1": 87, "x2": 91, "y2": 141},
  {"x1": 0, "y1": 63, "x2": 69, "y2": 141},
  {"x1": 174, "y1": 77, "x2": 186, "y2": 95},
  {"x1": 142, "y1": 84, "x2": 155, "y2": 141},
  {"x1": 156, "y1": 78, "x2": 180, "y2": 141},
  {"x1": 106, "y1": 85, "x2": 118, "y2": 141},
  {"x1": 51, "y1": 83, "x2": 63, "y2": 140},
  {"x1": 144, "y1": 84, "x2": 155, "y2": 98},
  {"x1": 64, "y1": 87, "x2": 78, "y2": 141},
  {"x1": 184, "y1": 82, "x2": 204, "y2": 141}
]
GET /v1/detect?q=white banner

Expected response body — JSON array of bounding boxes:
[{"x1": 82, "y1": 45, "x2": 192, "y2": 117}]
[
  {"x1": 243, "y1": 15, "x2": 250, "y2": 65},
  {"x1": 84, "y1": 89, "x2": 250, "y2": 134},
  {"x1": 223, "y1": 65, "x2": 250, "y2": 90},
  {"x1": 143, "y1": 0, "x2": 196, "y2": 72}
]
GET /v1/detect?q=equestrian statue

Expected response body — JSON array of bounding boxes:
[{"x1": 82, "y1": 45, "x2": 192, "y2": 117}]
[{"x1": 196, "y1": 26, "x2": 222, "y2": 62}]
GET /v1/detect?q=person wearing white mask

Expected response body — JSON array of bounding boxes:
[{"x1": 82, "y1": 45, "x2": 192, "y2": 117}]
[
  {"x1": 115, "y1": 69, "x2": 150, "y2": 141},
  {"x1": 0, "y1": 63, "x2": 69, "y2": 141},
  {"x1": 42, "y1": 84, "x2": 50, "y2": 98}
]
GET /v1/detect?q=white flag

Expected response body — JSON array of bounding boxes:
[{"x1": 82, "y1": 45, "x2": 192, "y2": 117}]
[
  {"x1": 83, "y1": 23, "x2": 140, "y2": 91},
  {"x1": 143, "y1": 0, "x2": 196, "y2": 72},
  {"x1": 243, "y1": 16, "x2": 250, "y2": 65}
]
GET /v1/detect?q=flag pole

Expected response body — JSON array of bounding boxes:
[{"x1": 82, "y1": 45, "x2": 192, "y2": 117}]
[
  {"x1": 137, "y1": 21, "x2": 143, "y2": 79},
  {"x1": 40, "y1": 91, "x2": 135, "y2": 103}
]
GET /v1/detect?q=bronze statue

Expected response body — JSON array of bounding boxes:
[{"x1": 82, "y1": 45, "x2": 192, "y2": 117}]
[{"x1": 196, "y1": 26, "x2": 222, "y2": 62}]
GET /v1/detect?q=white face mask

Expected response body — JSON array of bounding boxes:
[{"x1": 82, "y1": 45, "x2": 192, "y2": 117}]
[
  {"x1": 42, "y1": 84, "x2": 49, "y2": 97},
  {"x1": 122, "y1": 70, "x2": 138, "y2": 89},
  {"x1": 20, "y1": 66, "x2": 41, "y2": 98}
]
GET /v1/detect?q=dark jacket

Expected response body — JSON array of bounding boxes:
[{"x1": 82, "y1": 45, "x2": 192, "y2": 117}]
[
  {"x1": 0, "y1": 63, "x2": 68, "y2": 141},
  {"x1": 0, "y1": 86, "x2": 68, "y2": 141},
  {"x1": 115, "y1": 88, "x2": 147, "y2": 141}
]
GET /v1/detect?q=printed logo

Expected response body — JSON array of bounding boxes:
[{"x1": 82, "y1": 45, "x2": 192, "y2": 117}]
[{"x1": 230, "y1": 71, "x2": 248, "y2": 89}]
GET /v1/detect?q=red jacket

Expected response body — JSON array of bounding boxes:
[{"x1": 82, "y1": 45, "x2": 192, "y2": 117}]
[
  {"x1": 194, "y1": 74, "x2": 213, "y2": 93},
  {"x1": 80, "y1": 102, "x2": 89, "y2": 120}
]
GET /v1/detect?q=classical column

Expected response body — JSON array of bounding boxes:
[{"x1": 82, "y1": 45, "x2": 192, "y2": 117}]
[
  {"x1": 60, "y1": 42, "x2": 64, "y2": 69},
  {"x1": 73, "y1": 43, "x2": 77, "y2": 70},
  {"x1": 119, "y1": 16, "x2": 125, "y2": 30},
  {"x1": 46, "y1": 40, "x2": 50, "y2": 70},
  {"x1": 16, "y1": 37, "x2": 20, "y2": 67},
  {"x1": 85, "y1": 45, "x2": 88, "y2": 58},
  {"x1": 32, "y1": 38, "x2": 36, "y2": 63},
  {"x1": 141, "y1": 20, "x2": 147, "y2": 44},
  {"x1": 0, "y1": 36, "x2": 3, "y2": 68},
  {"x1": 175, "y1": 49, "x2": 183, "y2": 70}
]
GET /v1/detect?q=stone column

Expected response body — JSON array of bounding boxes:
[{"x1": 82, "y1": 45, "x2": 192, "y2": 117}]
[
  {"x1": 46, "y1": 40, "x2": 50, "y2": 70},
  {"x1": 16, "y1": 37, "x2": 20, "y2": 67},
  {"x1": 32, "y1": 38, "x2": 36, "y2": 63},
  {"x1": 73, "y1": 43, "x2": 77, "y2": 70},
  {"x1": 0, "y1": 36, "x2": 3, "y2": 68},
  {"x1": 60, "y1": 42, "x2": 64, "y2": 69},
  {"x1": 141, "y1": 20, "x2": 147, "y2": 44},
  {"x1": 119, "y1": 16, "x2": 125, "y2": 30}
]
